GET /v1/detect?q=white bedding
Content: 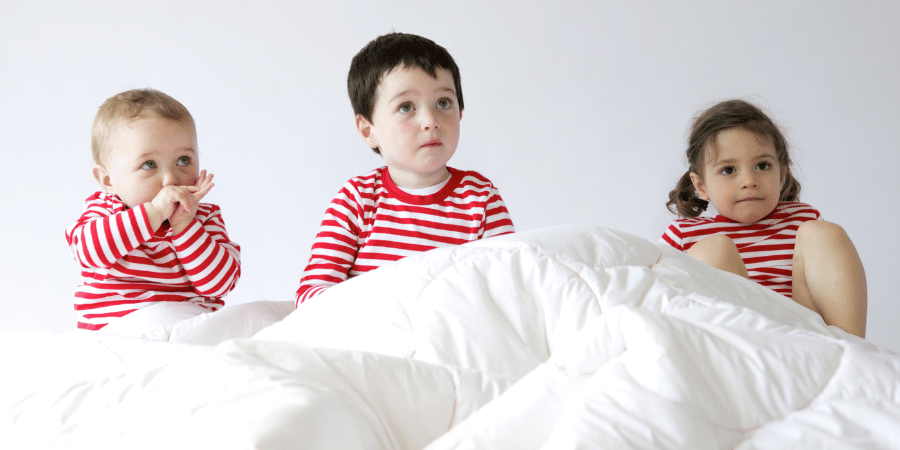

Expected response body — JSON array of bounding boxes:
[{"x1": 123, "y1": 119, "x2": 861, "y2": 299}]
[{"x1": 3, "y1": 225, "x2": 899, "y2": 449}]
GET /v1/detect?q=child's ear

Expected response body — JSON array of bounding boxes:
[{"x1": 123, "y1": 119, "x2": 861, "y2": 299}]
[
  {"x1": 355, "y1": 114, "x2": 379, "y2": 149},
  {"x1": 689, "y1": 172, "x2": 710, "y2": 201},
  {"x1": 92, "y1": 164, "x2": 114, "y2": 193}
]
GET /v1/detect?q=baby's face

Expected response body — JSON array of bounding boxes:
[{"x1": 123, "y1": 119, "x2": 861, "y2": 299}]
[
  {"x1": 359, "y1": 66, "x2": 461, "y2": 188},
  {"x1": 96, "y1": 116, "x2": 199, "y2": 209}
]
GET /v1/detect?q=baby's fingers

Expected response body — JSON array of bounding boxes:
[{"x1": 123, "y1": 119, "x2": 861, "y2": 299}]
[
  {"x1": 195, "y1": 170, "x2": 210, "y2": 185},
  {"x1": 200, "y1": 172, "x2": 214, "y2": 190},
  {"x1": 188, "y1": 172, "x2": 215, "y2": 200},
  {"x1": 173, "y1": 188, "x2": 199, "y2": 212},
  {"x1": 193, "y1": 179, "x2": 214, "y2": 200},
  {"x1": 200, "y1": 170, "x2": 214, "y2": 186}
]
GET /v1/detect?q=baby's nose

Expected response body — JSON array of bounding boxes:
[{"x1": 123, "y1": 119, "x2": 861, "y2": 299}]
[{"x1": 161, "y1": 170, "x2": 177, "y2": 186}]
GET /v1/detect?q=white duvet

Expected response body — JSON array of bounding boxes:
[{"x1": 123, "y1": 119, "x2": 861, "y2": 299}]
[{"x1": 3, "y1": 225, "x2": 899, "y2": 449}]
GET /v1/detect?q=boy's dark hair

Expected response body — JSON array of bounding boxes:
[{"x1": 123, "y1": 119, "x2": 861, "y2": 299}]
[
  {"x1": 666, "y1": 99, "x2": 801, "y2": 217},
  {"x1": 348, "y1": 32, "x2": 463, "y2": 154}
]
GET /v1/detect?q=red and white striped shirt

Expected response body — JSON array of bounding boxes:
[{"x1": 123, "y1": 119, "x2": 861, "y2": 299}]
[
  {"x1": 296, "y1": 167, "x2": 515, "y2": 305},
  {"x1": 661, "y1": 201, "x2": 820, "y2": 298},
  {"x1": 65, "y1": 192, "x2": 241, "y2": 330}
]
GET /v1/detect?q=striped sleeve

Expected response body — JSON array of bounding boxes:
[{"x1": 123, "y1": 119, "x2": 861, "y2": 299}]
[
  {"x1": 660, "y1": 222, "x2": 685, "y2": 251},
  {"x1": 453, "y1": 171, "x2": 514, "y2": 239},
  {"x1": 295, "y1": 182, "x2": 365, "y2": 306},
  {"x1": 172, "y1": 204, "x2": 241, "y2": 298},
  {"x1": 482, "y1": 187, "x2": 515, "y2": 238},
  {"x1": 295, "y1": 168, "x2": 516, "y2": 307},
  {"x1": 65, "y1": 194, "x2": 155, "y2": 270}
]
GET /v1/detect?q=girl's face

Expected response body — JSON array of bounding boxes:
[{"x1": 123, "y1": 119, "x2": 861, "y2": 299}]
[{"x1": 690, "y1": 127, "x2": 786, "y2": 224}]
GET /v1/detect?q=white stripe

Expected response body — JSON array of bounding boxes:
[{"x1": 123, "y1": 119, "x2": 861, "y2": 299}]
[{"x1": 110, "y1": 213, "x2": 128, "y2": 257}]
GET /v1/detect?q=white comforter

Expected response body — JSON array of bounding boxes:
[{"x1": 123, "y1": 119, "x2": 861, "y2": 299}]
[{"x1": 3, "y1": 225, "x2": 899, "y2": 449}]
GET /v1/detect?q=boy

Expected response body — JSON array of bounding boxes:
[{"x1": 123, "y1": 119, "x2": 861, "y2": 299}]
[
  {"x1": 65, "y1": 88, "x2": 241, "y2": 331},
  {"x1": 296, "y1": 32, "x2": 515, "y2": 305}
]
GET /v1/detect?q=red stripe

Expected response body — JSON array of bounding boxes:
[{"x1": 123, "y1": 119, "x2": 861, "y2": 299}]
[
  {"x1": 661, "y1": 202, "x2": 818, "y2": 299},
  {"x1": 368, "y1": 226, "x2": 471, "y2": 245},
  {"x1": 86, "y1": 220, "x2": 106, "y2": 267},
  {"x1": 68, "y1": 193, "x2": 240, "y2": 330},
  {"x1": 295, "y1": 167, "x2": 515, "y2": 303}
]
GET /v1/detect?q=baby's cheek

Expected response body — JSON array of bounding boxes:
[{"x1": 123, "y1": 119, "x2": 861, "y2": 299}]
[{"x1": 184, "y1": 171, "x2": 200, "y2": 186}]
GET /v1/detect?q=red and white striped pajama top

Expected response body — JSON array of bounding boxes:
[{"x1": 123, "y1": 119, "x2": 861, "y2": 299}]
[
  {"x1": 65, "y1": 192, "x2": 241, "y2": 330},
  {"x1": 296, "y1": 166, "x2": 515, "y2": 305},
  {"x1": 661, "y1": 201, "x2": 821, "y2": 298}
]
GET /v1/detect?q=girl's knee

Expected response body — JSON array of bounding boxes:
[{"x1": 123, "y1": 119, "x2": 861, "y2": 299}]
[
  {"x1": 793, "y1": 220, "x2": 866, "y2": 338},
  {"x1": 797, "y1": 220, "x2": 849, "y2": 245},
  {"x1": 689, "y1": 234, "x2": 737, "y2": 255},
  {"x1": 687, "y1": 235, "x2": 746, "y2": 277}
]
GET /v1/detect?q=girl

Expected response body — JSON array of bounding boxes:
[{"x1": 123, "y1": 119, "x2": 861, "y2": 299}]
[{"x1": 661, "y1": 99, "x2": 867, "y2": 338}]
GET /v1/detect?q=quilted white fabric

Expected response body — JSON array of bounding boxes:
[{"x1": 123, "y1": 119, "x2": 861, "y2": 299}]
[
  {"x1": 2, "y1": 225, "x2": 898, "y2": 449},
  {"x1": 97, "y1": 299, "x2": 295, "y2": 344}
]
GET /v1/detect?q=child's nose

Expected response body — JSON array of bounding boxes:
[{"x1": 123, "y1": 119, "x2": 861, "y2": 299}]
[
  {"x1": 161, "y1": 170, "x2": 177, "y2": 186},
  {"x1": 420, "y1": 109, "x2": 440, "y2": 130},
  {"x1": 740, "y1": 172, "x2": 758, "y2": 188}
]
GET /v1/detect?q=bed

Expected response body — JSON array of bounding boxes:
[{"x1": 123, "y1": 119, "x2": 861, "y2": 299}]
[{"x1": 3, "y1": 225, "x2": 899, "y2": 449}]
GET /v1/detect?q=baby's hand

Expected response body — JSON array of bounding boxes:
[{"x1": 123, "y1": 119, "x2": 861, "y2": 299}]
[
  {"x1": 168, "y1": 170, "x2": 215, "y2": 233},
  {"x1": 187, "y1": 170, "x2": 215, "y2": 203},
  {"x1": 145, "y1": 171, "x2": 215, "y2": 233}
]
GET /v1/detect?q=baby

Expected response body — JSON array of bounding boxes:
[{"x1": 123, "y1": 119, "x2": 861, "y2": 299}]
[{"x1": 65, "y1": 88, "x2": 241, "y2": 331}]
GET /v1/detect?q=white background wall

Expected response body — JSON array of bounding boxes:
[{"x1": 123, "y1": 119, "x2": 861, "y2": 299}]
[{"x1": 2, "y1": 1, "x2": 897, "y2": 353}]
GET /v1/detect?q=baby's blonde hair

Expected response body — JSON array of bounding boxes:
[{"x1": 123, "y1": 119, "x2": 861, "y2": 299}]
[{"x1": 91, "y1": 88, "x2": 195, "y2": 164}]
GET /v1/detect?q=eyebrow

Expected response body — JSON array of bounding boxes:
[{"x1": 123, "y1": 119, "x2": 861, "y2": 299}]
[
  {"x1": 387, "y1": 90, "x2": 415, "y2": 103},
  {"x1": 135, "y1": 147, "x2": 197, "y2": 160},
  {"x1": 388, "y1": 86, "x2": 456, "y2": 104},
  {"x1": 711, "y1": 154, "x2": 775, "y2": 166}
]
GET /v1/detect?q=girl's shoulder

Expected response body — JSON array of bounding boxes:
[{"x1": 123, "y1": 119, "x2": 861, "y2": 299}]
[
  {"x1": 669, "y1": 215, "x2": 718, "y2": 228},
  {"x1": 772, "y1": 201, "x2": 821, "y2": 220}
]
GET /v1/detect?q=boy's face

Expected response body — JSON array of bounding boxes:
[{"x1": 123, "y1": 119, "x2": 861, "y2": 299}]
[
  {"x1": 93, "y1": 116, "x2": 200, "y2": 209},
  {"x1": 356, "y1": 66, "x2": 462, "y2": 188}
]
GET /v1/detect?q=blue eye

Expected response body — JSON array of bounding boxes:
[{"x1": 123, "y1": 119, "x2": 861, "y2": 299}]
[
  {"x1": 398, "y1": 102, "x2": 414, "y2": 113},
  {"x1": 436, "y1": 98, "x2": 452, "y2": 109},
  {"x1": 140, "y1": 160, "x2": 157, "y2": 170},
  {"x1": 177, "y1": 156, "x2": 192, "y2": 166}
]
